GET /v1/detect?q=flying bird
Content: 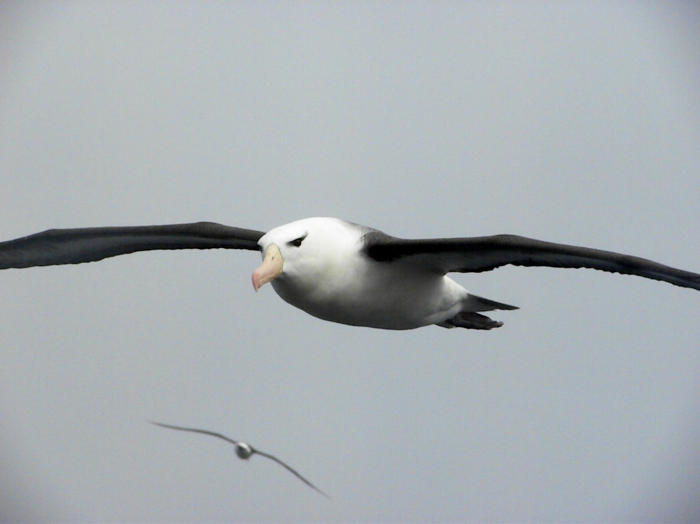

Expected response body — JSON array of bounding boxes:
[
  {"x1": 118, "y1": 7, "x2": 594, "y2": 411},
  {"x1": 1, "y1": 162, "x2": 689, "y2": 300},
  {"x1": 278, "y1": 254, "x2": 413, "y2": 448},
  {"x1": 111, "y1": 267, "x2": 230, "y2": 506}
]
[
  {"x1": 150, "y1": 421, "x2": 330, "y2": 498},
  {"x1": 1, "y1": 217, "x2": 698, "y2": 330}
]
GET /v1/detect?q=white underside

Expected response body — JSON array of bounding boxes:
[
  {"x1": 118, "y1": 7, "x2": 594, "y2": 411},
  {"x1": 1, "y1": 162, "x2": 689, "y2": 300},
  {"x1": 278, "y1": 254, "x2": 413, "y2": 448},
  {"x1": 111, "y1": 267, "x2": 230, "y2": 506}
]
[
  {"x1": 258, "y1": 217, "x2": 508, "y2": 330},
  {"x1": 271, "y1": 257, "x2": 476, "y2": 330}
]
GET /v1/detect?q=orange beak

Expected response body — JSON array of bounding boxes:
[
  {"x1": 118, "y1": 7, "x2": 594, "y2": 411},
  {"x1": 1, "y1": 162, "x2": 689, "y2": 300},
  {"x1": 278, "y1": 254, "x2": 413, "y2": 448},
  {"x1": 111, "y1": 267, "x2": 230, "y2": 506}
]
[{"x1": 252, "y1": 244, "x2": 283, "y2": 291}]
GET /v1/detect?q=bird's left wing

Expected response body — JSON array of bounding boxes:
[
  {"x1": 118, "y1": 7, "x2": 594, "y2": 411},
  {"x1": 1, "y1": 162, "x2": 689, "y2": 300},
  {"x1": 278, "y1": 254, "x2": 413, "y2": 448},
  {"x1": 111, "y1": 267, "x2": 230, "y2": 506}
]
[
  {"x1": 363, "y1": 232, "x2": 700, "y2": 291},
  {"x1": 253, "y1": 449, "x2": 331, "y2": 498},
  {"x1": 0, "y1": 222, "x2": 264, "y2": 270}
]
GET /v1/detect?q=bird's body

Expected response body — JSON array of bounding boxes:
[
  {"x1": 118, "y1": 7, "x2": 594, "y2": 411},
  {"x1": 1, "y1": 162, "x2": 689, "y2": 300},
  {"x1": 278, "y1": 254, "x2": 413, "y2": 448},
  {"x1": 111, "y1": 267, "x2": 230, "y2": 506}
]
[
  {"x1": 277, "y1": 251, "x2": 462, "y2": 329},
  {"x1": 1, "y1": 217, "x2": 698, "y2": 330},
  {"x1": 260, "y1": 218, "x2": 503, "y2": 329}
]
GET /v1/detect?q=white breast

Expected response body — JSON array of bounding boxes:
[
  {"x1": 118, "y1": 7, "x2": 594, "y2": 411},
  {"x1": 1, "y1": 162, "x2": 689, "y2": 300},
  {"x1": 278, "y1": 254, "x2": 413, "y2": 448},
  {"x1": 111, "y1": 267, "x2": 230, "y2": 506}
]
[{"x1": 272, "y1": 256, "x2": 468, "y2": 330}]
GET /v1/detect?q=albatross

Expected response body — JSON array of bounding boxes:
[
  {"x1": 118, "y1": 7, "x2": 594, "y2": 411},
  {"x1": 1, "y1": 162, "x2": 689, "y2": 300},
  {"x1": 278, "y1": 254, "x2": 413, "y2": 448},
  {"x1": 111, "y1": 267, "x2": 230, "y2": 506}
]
[
  {"x1": 150, "y1": 421, "x2": 329, "y2": 498},
  {"x1": 1, "y1": 217, "x2": 698, "y2": 330}
]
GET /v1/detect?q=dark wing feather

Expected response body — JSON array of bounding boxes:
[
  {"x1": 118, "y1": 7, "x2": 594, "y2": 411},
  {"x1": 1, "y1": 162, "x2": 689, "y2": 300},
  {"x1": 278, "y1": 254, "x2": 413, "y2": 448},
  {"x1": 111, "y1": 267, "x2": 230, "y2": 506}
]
[
  {"x1": 253, "y1": 449, "x2": 331, "y2": 498},
  {"x1": 364, "y1": 232, "x2": 700, "y2": 291},
  {"x1": 150, "y1": 421, "x2": 240, "y2": 446},
  {"x1": 0, "y1": 222, "x2": 264, "y2": 270}
]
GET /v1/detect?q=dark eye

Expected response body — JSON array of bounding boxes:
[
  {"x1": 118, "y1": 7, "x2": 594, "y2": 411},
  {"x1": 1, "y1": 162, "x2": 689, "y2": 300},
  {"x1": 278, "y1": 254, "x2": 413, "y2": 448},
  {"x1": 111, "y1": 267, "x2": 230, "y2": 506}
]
[{"x1": 289, "y1": 235, "x2": 306, "y2": 247}]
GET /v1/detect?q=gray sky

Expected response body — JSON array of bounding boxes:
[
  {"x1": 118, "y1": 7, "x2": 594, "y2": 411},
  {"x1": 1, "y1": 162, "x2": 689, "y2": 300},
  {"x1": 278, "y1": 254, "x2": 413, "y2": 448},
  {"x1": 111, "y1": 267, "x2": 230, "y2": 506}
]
[{"x1": 1, "y1": 2, "x2": 699, "y2": 522}]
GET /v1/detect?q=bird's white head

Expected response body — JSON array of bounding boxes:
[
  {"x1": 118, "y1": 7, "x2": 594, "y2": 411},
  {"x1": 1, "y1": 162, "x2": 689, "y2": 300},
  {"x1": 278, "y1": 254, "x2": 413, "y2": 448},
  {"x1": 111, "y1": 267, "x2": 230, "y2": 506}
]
[
  {"x1": 235, "y1": 442, "x2": 254, "y2": 460},
  {"x1": 251, "y1": 217, "x2": 365, "y2": 295}
]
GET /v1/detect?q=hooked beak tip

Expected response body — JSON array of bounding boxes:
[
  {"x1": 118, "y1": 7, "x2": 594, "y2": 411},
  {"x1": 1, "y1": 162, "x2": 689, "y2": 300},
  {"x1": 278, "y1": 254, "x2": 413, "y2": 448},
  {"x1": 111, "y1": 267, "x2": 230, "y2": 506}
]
[
  {"x1": 251, "y1": 244, "x2": 283, "y2": 291},
  {"x1": 251, "y1": 272, "x2": 261, "y2": 292}
]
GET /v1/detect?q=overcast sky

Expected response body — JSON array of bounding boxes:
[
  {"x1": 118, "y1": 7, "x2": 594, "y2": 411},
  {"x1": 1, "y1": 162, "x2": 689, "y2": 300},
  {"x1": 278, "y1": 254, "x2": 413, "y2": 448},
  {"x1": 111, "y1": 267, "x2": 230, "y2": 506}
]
[{"x1": 1, "y1": 2, "x2": 699, "y2": 522}]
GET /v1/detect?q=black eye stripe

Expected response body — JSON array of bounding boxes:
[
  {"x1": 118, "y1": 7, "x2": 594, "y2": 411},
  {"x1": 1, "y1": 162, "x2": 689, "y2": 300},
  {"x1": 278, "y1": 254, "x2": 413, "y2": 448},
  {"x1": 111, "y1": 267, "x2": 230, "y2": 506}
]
[{"x1": 289, "y1": 235, "x2": 307, "y2": 247}]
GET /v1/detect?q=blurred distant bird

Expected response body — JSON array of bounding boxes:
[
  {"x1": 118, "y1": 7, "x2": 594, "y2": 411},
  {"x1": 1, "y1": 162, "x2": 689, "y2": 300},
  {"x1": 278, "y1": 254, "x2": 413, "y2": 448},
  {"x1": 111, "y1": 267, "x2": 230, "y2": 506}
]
[
  {"x1": 150, "y1": 421, "x2": 329, "y2": 498},
  {"x1": 2, "y1": 217, "x2": 699, "y2": 330}
]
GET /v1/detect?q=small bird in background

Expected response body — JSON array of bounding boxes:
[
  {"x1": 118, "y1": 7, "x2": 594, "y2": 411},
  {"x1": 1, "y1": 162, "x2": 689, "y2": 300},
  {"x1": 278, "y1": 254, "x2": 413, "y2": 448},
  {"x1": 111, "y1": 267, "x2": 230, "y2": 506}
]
[{"x1": 150, "y1": 421, "x2": 330, "y2": 498}]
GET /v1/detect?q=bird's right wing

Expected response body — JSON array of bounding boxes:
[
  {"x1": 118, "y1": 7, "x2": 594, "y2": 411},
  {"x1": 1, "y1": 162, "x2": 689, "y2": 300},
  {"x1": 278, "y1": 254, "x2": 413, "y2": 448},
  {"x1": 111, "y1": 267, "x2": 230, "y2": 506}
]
[
  {"x1": 0, "y1": 222, "x2": 264, "y2": 269},
  {"x1": 149, "y1": 421, "x2": 240, "y2": 446}
]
